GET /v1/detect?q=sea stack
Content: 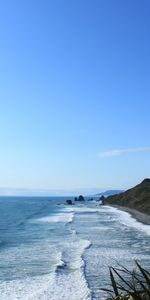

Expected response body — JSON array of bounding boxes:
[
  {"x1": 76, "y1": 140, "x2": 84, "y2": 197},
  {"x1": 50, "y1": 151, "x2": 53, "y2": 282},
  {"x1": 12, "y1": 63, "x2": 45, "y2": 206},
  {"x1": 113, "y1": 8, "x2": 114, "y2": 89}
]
[
  {"x1": 65, "y1": 199, "x2": 73, "y2": 205},
  {"x1": 75, "y1": 195, "x2": 85, "y2": 201}
]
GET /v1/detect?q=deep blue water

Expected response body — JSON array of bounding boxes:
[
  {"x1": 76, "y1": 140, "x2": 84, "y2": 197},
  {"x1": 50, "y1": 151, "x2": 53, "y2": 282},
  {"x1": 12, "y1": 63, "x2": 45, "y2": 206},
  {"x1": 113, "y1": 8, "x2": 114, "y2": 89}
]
[{"x1": 0, "y1": 197, "x2": 149, "y2": 300}]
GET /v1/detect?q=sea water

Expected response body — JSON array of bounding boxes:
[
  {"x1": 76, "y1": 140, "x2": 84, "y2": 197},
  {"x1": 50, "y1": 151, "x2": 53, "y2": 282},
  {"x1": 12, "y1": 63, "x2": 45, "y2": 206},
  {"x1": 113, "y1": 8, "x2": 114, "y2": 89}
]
[{"x1": 0, "y1": 197, "x2": 149, "y2": 300}]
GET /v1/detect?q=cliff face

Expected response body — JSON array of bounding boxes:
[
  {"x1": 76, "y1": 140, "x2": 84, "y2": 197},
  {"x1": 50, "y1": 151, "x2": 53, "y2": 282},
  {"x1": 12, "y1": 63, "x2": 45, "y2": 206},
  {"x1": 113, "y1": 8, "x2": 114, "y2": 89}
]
[{"x1": 106, "y1": 179, "x2": 150, "y2": 215}]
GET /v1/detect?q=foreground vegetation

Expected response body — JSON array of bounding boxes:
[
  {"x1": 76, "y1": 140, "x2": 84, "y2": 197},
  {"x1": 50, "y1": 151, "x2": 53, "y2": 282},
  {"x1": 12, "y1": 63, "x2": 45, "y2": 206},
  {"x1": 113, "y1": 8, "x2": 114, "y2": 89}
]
[{"x1": 101, "y1": 261, "x2": 150, "y2": 300}]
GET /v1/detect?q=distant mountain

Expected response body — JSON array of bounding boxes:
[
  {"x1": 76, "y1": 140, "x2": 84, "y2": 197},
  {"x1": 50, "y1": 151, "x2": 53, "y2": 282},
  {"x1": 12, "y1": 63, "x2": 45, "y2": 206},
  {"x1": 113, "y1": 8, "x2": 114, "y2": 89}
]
[
  {"x1": 95, "y1": 190, "x2": 124, "y2": 197},
  {"x1": 105, "y1": 178, "x2": 150, "y2": 215}
]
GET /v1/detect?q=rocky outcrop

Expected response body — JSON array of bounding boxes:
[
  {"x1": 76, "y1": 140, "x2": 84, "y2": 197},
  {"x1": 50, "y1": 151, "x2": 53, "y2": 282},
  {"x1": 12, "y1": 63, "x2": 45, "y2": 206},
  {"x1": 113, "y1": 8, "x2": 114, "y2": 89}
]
[
  {"x1": 74, "y1": 195, "x2": 85, "y2": 201},
  {"x1": 99, "y1": 195, "x2": 105, "y2": 205},
  {"x1": 65, "y1": 200, "x2": 73, "y2": 205}
]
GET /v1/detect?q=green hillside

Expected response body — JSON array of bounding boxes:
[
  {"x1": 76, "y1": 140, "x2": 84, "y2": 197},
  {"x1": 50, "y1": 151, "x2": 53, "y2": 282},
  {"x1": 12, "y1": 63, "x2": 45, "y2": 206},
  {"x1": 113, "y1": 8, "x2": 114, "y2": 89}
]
[{"x1": 106, "y1": 178, "x2": 150, "y2": 215}]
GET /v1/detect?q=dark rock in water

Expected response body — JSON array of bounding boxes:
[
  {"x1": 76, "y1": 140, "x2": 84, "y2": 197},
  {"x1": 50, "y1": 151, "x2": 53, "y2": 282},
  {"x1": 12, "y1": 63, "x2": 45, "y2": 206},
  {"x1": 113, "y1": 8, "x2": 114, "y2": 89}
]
[
  {"x1": 74, "y1": 197, "x2": 78, "y2": 201},
  {"x1": 78, "y1": 195, "x2": 85, "y2": 201},
  {"x1": 56, "y1": 262, "x2": 67, "y2": 273},
  {"x1": 66, "y1": 199, "x2": 73, "y2": 205},
  {"x1": 99, "y1": 195, "x2": 105, "y2": 205},
  {"x1": 75, "y1": 195, "x2": 85, "y2": 201}
]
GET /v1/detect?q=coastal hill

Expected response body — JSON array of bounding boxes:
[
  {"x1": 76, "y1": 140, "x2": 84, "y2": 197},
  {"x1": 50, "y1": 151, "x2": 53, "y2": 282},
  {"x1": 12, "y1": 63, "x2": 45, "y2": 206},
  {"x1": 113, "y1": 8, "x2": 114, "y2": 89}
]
[
  {"x1": 105, "y1": 178, "x2": 150, "y2": 215},
  {"x1": 95, "y1": 190, "x2": 124, "y2": 197}
]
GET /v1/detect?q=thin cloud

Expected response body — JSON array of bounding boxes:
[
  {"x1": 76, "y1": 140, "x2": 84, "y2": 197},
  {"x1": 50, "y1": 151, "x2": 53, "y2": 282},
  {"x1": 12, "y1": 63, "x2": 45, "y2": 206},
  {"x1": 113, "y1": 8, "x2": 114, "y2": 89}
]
[{"x1": 98, "y1": 147, "x2": 150, "y2": 158}]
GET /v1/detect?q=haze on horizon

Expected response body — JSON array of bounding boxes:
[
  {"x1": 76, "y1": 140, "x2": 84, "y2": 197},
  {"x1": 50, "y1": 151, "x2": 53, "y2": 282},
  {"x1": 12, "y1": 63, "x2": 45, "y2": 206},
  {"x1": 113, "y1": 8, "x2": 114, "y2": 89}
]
[{"x1": 0, "y1": 0, "x2": 150, "y2": 194}]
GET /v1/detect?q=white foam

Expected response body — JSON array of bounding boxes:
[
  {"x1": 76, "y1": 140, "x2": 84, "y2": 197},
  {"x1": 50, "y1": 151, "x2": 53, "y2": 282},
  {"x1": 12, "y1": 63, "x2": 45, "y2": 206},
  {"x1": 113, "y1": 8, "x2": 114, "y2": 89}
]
[
  {"x1": 71, "y1": 206, "x2": 100, "y2": 213},
  {"x1": 45, "y1": 269, "x2": 91, "y2": 300},
  {"x1": 62, "y1": 238, "x2": 91, "y2": 270},
  {"x1": 0, "y1": 237, "x2": 92, "y2": 300},
  {"x1": 0, "y1": 269, "x2": 91, "y2": 300},
  {"x1": 34, "y1": 212, "x2": 74, "y2": 224},
  {"x1": 38, "y1": 206, "x2": 100, "y2": 224},
  {"x1": 0, "y1": 238, "x2": 65, "y2": 279},
  {"x1": 106, "y1": 206, "x2": 150, "y2": 235}
]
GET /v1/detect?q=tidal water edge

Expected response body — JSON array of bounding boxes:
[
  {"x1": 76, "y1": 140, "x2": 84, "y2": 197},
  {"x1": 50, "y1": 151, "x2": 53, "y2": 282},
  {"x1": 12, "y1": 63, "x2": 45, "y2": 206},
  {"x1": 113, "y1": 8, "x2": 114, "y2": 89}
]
[{"x1": 0, "y1": 197, "x2": 149, "y2": 300}]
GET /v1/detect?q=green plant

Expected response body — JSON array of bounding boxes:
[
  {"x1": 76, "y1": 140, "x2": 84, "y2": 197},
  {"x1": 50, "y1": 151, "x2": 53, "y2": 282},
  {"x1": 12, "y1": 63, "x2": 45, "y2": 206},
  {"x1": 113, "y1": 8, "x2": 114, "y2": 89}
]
[{"x1": 101, "y1": 261, "x2": 150, "y2": 300}]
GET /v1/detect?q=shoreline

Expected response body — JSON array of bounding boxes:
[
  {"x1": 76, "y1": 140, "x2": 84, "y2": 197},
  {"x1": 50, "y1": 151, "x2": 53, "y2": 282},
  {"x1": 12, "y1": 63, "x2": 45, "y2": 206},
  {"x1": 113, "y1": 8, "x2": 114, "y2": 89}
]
[{"x1": 107, "y1": 205, "x2": 150, "y2": 225}]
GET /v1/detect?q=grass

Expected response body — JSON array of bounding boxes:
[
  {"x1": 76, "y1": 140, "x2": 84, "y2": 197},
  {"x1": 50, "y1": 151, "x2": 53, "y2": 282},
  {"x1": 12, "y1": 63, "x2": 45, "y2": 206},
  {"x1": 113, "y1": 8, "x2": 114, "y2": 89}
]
[{"x1": 101, "y1": 261, "x2": 150, "y2": 300}]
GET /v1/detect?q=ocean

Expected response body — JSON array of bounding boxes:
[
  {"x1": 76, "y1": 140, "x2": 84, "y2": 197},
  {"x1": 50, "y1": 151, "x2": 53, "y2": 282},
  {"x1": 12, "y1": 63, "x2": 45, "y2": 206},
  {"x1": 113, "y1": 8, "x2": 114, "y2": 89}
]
[{"x1": 0, "y1": 196, "x2": 149, "y2": 300}]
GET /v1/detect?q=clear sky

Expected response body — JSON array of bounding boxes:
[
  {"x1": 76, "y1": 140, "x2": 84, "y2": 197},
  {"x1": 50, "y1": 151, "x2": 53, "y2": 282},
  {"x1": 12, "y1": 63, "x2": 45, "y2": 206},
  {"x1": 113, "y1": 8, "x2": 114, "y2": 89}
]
[{"x1": 0, "y1": 0, "x2": 150, "y2": 194}]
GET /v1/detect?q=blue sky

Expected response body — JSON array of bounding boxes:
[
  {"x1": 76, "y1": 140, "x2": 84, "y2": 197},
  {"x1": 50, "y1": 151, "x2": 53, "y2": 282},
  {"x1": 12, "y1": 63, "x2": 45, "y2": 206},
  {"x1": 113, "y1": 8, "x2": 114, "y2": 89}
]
[{"x1": 0, "y1": 0, "x2": 150, "y2": 194}]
